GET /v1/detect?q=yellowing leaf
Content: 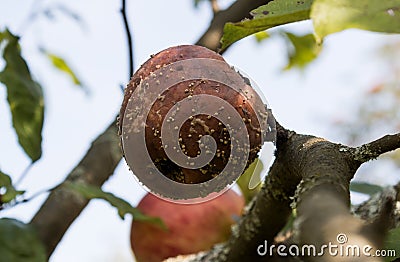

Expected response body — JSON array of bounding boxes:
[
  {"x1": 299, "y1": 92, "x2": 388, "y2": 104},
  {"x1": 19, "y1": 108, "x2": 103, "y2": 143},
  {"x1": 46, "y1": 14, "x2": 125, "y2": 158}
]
[
  {"x1": 0, "y1": 29, "x2": 44, "y2": 162},
  {"x1": 311, "y1": 0, "x2": 400, "y2": 43},
  {"x1": 46, "y1": 53, "x2": 81, "y2": 85},
  {"x1": 221, "y1": 0, "x2": 313, "y2": 51},
  {"x1": 254, "y1": 31, "x2": 270, "y2": 43},
  {"x1": 41, "y1": 49, "x2": 87, "y2": 93}
]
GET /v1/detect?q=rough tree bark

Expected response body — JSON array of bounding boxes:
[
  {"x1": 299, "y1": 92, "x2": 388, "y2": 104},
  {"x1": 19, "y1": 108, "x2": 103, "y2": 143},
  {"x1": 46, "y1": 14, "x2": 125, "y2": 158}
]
[
  {"x1": 28, "y1": 0, "x2": 400, "y2": 261},
  {"x1": 166, "y1": 128, "x2": 400, "y2": 262}
]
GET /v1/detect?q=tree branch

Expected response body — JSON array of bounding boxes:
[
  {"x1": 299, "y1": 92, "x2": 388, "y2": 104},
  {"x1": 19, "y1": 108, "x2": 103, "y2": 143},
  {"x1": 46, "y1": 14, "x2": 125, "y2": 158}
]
[
  {"x1": 295, "y1": 179, "x2": 396, "y2": 261},
  {"x1": 353, "y1": 183, "x2": 400, "y2": 229},
  {"x1": 167, "y1": 126, "x2": 399, "y2": 261},
  {"x1": 223, "y1": 125, "x2": 301, "y2": 260},
  {"x1": 30, "y1": 121, "x2": 121, "y2": 257},
  {"x1": 352, "y1": 133, "x2": 400, "y2": 163},
  {"x1": 210, "y1": 0, "x2": 220, "y2": 14},
  {"x1": 196, "y1": 0, "x2": 272, "y2": 52},
  {"x1": 292, "y1": 133, "x2": 400, "y2": 261}
]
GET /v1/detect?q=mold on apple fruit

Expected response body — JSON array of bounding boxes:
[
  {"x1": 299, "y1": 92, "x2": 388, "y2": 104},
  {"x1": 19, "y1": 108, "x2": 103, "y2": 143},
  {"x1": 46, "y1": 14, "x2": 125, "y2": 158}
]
[{"x1": 119, "y1": 45, "x2": 274, "y2": 201}]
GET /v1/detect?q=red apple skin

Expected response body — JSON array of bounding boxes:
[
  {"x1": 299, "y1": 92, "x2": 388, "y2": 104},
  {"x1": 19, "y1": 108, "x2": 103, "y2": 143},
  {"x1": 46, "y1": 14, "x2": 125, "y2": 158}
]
[{"x1": 130, "y1": 190, "x2": 245, "y2": 262}]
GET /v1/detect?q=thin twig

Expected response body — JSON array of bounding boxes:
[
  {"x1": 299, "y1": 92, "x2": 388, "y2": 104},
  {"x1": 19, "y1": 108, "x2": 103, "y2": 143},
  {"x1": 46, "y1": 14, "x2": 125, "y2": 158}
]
[
  {"x1": 120, "y1": 0, "x2": 134, "y2": 79},
  {"x1": 119, "y1": 84, "x2": 125, "y2": 93},
  {"x1": 17, "y1": 0, "x2": 45, "y2": 33},
  {"x1": 15, "y1": 162, "x2": 34, "y2": 187},
  {"x1": 21, "y1": 185, "x2": 58, "y2": 204},
  {"x1": 1, "y1": 185, "x2": 58, "y2": 210}
]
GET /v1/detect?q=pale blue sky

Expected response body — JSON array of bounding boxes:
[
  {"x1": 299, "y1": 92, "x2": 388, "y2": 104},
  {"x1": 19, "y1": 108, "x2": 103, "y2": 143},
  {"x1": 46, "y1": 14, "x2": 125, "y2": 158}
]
[{"x1": 1, "y1": 0, "x2": 399, "y2": 261}]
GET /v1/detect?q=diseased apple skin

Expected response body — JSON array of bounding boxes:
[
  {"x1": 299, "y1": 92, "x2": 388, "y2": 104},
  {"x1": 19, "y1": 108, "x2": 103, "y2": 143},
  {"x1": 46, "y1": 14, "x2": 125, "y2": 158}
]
[
  {"x1": 130, "y1": 190, "x2": 244, "y2": 262},
  {"x1": 119, "y1": 45, "x2": 265, "y2": 185},
  {"x1": 119, "y1": 45, "x2": 224, "y2": 126}
]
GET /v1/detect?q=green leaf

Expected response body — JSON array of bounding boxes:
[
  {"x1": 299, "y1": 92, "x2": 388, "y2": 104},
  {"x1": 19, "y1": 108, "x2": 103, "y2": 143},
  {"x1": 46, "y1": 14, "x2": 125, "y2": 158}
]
[
  {"x1": 220, "y1": 0, "x2": 313, "y2": 51},
  {"x1": 236, "y1": 159, "x2": 263, "y2": 203},
  {"x1": 349, "y1": 182, "x2": 383, "y2": 196},
  {"x1": 65, "y1": 182, "x2": 166, "y2": 229},
  {"x1": 283, "y1": 32, "x2": 321, "y2": 70},
  {"x1": 0, "y1": 171, "x2": 25, "y2": 204},
  {"x1": 41, "y1": 49, "x2": 87, "y2": 93},
  {"x1": 0, "y1": 218, "x2": 46, "y2": 262},
  {"x1": 311, "y1": 0, "x2": 400, "y2": 44},
  {"x1": 0, "y1": 29, "x2": 44, "y2": 162},
  {"x1": 383, "y1": 226, "x2": 400, "y2": 261}
]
